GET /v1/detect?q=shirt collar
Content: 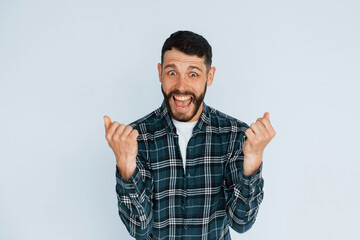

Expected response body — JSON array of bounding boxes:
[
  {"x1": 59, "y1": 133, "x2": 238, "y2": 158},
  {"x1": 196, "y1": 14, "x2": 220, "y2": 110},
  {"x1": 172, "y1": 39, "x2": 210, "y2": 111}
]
[{"x1": 158, "y1": 99, "x2": 210, "y2": 136}]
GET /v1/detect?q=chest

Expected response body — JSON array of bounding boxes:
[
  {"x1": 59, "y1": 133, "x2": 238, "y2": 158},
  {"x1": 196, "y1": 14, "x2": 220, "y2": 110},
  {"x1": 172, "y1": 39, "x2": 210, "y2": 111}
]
[{"x1": 147, "y1": 132, "x2": 229, "y2": 193}]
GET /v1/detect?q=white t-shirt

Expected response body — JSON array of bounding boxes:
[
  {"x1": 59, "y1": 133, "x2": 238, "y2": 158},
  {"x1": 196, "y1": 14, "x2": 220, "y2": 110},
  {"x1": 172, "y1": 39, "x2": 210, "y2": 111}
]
[{"x1": 171, "y1": 118, "x2": 198, "y2": 173}]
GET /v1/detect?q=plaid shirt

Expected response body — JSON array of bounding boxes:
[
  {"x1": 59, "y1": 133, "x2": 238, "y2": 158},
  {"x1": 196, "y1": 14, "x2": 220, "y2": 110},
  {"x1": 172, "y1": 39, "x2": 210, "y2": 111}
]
[{"x1": 115, "y1": 100, "x2": 264, "y2": 240}]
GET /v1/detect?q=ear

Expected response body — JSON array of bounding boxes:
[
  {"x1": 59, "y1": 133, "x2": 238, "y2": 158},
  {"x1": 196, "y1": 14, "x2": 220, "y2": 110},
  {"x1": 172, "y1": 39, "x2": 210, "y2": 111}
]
[
  {"x1": 157, "y1": 63, "x2": 163, "y2": 83},
  {"x1": 206, "y1": 66, "x2": 216, "y2": 86}
]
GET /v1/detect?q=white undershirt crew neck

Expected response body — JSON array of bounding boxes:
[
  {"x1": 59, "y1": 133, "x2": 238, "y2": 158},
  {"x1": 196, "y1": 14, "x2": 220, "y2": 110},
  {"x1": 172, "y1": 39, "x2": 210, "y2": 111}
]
[{"x1": 171, "y1": 118, "x2": 198, "y2": 173}]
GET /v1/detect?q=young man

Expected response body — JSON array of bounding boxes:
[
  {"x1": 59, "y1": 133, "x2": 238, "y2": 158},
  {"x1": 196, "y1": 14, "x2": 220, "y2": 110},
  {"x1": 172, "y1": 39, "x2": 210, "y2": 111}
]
[{"x1": 104, "y1": 30, "x2": 276, "y2": 239}]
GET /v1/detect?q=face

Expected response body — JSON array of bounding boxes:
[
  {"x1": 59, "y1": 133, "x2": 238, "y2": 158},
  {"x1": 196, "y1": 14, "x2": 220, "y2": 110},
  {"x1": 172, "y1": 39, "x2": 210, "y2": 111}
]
[{"x1": 158, "y1": 48, "x2": 216, "y2": 122}]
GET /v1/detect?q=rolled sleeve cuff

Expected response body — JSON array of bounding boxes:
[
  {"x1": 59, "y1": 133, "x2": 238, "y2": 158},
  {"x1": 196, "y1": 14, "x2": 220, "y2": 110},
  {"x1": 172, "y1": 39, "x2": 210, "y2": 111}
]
[
  {"x1": 115, "y1": 166, "x2": 144, "y2": 195},
  {"x1": 239, "y1": 162, "x2": 263, "y2": 198}
]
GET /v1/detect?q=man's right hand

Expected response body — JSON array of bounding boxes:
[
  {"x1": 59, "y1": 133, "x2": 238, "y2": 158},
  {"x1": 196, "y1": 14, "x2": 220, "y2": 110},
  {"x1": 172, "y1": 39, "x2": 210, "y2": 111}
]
[{"x1": 104, "y1": 115, "x2": 139, "y2": 180}]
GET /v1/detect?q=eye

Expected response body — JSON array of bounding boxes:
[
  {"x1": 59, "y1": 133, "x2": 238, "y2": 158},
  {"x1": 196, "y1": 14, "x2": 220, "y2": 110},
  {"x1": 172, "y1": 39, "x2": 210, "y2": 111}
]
[
  {"x1": 190, "y1": 72, "x2": 198, "y2": 77},
  {"x1": 168, "y1": 71, "x2": 176, "y2": 76}
]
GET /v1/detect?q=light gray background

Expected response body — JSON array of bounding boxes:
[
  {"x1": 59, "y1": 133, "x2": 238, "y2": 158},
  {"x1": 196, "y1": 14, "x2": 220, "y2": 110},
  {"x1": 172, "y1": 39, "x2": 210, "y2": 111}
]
[{"x1": 1, "y1": 0, "x2": 359, "y2": 239}]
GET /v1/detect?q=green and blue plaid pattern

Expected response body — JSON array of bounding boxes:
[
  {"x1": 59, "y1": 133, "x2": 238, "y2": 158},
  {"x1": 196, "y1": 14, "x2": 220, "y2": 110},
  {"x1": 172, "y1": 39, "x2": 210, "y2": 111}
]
[{"x1": 115, "y1": 100, "x2": 264, "y2": 240}]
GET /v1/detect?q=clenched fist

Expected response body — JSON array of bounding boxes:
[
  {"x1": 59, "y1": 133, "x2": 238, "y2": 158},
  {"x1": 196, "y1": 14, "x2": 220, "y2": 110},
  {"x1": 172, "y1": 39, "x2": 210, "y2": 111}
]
[
  {"x1": 104, "y1": 115, "x2": 139, "y2": 180},
  {"x1": 243, "y1": 112, "x2": 276, "y2": 176}
]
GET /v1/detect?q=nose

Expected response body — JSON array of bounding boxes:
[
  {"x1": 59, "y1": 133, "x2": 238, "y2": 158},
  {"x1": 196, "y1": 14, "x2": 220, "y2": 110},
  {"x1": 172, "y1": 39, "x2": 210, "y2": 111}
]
[{"x1": 174, "y1": 74, "x2": 188, "y2": 92}]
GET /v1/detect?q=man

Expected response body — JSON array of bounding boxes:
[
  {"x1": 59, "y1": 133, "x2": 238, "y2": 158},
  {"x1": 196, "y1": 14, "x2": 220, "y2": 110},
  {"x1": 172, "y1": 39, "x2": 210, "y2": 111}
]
[{"x1": 104, "y1": 30, "x2": 275, "y2": 239}]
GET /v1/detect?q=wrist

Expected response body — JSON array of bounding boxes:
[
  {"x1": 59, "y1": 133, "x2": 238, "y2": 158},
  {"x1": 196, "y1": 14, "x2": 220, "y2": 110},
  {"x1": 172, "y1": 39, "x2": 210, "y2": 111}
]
[
  {"x1": 117, "y1": 160, "x2": 136, "y2": 181},
  {"x1": 243, "y1": 154, "x2": 262, "y2": 176}
]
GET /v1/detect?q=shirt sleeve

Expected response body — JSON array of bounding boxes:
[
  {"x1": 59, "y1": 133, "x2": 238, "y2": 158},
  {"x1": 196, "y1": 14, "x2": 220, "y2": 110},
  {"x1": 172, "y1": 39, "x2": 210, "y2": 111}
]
[
  {"x1": 224, "y1": 126, "x2": 265, "y2": 234},
  {"x1": 115, "y1": 153, "x2": 154, "y2": 239}
]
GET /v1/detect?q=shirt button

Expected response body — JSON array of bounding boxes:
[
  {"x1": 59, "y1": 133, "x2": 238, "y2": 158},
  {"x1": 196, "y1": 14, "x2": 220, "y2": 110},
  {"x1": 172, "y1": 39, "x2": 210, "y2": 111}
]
[{"x1": 184, "y1": 224, "x2": 188, "y2": 229}]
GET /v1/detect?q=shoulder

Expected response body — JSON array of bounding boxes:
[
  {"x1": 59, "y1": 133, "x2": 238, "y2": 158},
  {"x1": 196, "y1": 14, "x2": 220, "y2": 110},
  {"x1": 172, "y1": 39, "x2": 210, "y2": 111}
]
[
  {"x1": 127, "y1": 106, "x2": 164, "y2": 134},
  {"x1": 206, "y1": 105, "x2": 250, "y2": 153},
  {"x1": 206, "y1": 105, "x2": 250, "y2": 134}
]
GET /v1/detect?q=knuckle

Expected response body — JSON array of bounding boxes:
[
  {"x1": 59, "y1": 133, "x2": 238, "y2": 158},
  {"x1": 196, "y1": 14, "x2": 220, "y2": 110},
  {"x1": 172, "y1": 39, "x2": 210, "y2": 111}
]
[
  {"x1": 112, "y1": 135, "x2": 119, "y2": 142},
  {"x1": 111, "y1": 134, "x2": 119, "y2": 141},
  {"x1": 114, "y1": 125, "x2": 124, "y2": 133}
]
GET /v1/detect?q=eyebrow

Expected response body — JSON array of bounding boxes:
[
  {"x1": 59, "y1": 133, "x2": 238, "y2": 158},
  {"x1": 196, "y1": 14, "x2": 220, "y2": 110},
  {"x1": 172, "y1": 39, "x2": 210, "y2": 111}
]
[
  {"x1": 164, "y1": 64, "x2": 177, "y2": 70},
  {"x1": 164, "y1": 64, "x2": 203, "y2": 73},
  {"x1": 188, "y1": 65, "x2": 203, "y2": 73}
]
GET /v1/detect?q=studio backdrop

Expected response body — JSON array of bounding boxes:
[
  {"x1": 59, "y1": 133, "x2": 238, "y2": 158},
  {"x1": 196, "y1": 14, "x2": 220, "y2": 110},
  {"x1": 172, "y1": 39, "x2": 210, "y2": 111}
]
[{"x1": 0, "y1": 0, "x2": 359, "y2": 239}]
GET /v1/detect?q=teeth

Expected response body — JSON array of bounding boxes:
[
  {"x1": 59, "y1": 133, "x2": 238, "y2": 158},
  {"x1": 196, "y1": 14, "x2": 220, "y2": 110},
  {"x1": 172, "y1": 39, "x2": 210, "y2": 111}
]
[{"x1": 174, "y1": 95, "x2": 191, "y2": 101}]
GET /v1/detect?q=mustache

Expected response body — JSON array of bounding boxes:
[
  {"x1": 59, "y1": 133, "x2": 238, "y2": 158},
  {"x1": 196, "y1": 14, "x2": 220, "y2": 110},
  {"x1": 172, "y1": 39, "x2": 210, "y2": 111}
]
[{"x1": 165, "y1": 89, "x2": 196, "y2": 100}]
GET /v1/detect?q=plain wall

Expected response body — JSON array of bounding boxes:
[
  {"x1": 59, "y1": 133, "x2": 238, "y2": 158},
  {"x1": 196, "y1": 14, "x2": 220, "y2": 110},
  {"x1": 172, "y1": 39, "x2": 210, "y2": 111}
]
[{"x1": 1, "y1": 0, "x2": 359, "y2": 239}]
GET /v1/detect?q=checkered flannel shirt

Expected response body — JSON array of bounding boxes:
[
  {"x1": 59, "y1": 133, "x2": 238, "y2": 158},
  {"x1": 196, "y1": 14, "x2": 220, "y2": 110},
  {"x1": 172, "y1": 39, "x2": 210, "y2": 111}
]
[{"x1": 115, "y1": 100, "x2": 264, "y2": 239}]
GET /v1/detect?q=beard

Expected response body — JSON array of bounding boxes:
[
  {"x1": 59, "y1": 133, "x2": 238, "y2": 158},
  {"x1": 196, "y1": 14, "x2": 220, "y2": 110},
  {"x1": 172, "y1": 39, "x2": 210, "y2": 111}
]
[{"x1": 161, "y1": 82, "x2": 207, "y2": 122}]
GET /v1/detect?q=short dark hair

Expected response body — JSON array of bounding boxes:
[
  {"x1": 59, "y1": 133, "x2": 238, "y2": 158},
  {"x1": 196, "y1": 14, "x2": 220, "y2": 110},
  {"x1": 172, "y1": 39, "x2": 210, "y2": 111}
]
[{"x1": 161, "y1": 30, "x2": 212, "y2": 71}]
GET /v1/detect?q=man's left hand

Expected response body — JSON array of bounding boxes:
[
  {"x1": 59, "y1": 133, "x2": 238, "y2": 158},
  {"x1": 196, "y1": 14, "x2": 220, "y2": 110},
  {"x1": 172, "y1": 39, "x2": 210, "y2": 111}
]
[{"x1": 242, "y1": 112, "x2": 276, "y2": 176}]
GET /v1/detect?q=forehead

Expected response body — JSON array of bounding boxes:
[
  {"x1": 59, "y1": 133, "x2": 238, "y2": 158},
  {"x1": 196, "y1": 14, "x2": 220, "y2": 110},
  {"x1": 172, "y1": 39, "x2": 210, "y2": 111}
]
[{"x1": 163, "y1": 48, "x2": 206, "y2": 68}]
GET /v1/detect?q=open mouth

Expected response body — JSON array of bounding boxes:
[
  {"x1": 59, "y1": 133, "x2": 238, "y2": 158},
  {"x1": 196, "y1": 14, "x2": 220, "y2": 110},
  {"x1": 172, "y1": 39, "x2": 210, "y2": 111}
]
[{"x1": 173, "y1": 95, "x2": 193, "y2": 112}]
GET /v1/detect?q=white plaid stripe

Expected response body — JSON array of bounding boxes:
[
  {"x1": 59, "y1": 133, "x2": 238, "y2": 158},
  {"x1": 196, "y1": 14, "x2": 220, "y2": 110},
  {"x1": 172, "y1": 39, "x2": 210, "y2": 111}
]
[{"x1": 115, "y1": 100, "x2": 264, "y2": 239}]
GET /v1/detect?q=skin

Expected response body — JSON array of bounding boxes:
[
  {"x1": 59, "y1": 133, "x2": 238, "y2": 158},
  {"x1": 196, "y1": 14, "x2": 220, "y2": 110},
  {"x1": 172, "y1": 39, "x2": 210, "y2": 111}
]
[
  {"x1": 243, "y1": 112, "x2": 276, "y2": 175},
  {"x1": 158, "y1": 48, "x2": 216, "y2": 122},
  {"x1": 104, "y1": 117, "x2": 138, "y2": 180},
  {"x1": 104, "y1": 48, "x2": 276, "y2": 179}
]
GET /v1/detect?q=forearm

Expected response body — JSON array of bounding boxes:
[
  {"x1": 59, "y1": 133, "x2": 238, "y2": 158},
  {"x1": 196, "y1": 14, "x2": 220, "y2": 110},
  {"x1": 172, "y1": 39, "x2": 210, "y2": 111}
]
[
  {"x1": 243, "y1": 153, "x2": 263, "y2": 176},
  {"x1": 117, "y1": 157, "x2": 136, "y2": 181}
]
